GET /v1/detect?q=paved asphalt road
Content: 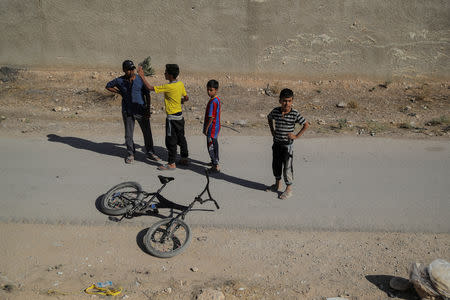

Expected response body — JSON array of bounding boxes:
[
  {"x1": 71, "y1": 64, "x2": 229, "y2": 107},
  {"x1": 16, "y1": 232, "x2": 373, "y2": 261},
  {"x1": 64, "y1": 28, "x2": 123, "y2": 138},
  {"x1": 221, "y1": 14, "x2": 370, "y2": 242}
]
[{"x1": 1, "y1": 135, "x2": 449, "y2": 232}]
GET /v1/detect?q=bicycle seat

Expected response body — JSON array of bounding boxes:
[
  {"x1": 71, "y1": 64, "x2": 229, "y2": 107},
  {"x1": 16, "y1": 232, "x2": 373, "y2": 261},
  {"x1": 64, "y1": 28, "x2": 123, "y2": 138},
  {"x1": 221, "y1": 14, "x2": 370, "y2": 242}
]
[{"x1": 158, "y1": 175, "x2": 175, "y2": 184}]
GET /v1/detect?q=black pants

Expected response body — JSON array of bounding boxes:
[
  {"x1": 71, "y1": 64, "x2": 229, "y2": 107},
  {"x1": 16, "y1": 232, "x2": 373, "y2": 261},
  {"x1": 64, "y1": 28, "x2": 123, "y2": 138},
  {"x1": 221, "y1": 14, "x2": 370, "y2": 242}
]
[
  {"x1": 165, "y1": 117, "x2": 188, "y2": 164},
  {"x1": 272, "y1": 143, "x2": 294, "y2": 185},
  {"x1": 122, "y1": 112, "x2": 155, "y2": 156},
  {"x1": 207, "y1": 136, "x2": 219, "y2": 166}
]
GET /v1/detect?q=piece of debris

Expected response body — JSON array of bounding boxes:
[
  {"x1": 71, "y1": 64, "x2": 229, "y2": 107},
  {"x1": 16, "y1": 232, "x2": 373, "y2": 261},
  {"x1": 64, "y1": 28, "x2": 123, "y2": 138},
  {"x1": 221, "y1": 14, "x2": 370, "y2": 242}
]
[
  {"x1": 410, "y1": 259, "x2": 450, "y2": 299},
  {"x1": 190, "y1": 267, "x2": 199, "y2": 272},
  {"x1": 336, "y1": 102, "x2": 347, "y2": 108}
]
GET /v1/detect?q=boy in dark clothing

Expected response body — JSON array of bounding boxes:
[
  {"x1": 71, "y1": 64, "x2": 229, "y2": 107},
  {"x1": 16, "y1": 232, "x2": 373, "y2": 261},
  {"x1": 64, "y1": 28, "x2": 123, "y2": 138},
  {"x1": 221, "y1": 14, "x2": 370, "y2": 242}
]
[
  {"x1": 267, "y1": 88, "x2": 309, "y2": 200},
  {"x1": 138, "y1": 64, "x2": 189, "y2": 170},
  {"x1": 105, "y1": 60, "x2": 160, "y2": 164},
  {"x1": 203, "y1": 80, "x2": 221, "y2": 172}
]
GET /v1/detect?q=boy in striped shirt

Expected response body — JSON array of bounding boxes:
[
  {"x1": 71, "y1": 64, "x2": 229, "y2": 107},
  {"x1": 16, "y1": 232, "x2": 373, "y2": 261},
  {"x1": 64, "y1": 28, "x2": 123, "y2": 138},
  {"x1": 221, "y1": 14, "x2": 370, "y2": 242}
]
[
  {"x1": 203, "y1": 80, "x2": 221, "y2": 172},
  {"x1": 267, "y1": 88, "x2": 309, "y2": 200}
]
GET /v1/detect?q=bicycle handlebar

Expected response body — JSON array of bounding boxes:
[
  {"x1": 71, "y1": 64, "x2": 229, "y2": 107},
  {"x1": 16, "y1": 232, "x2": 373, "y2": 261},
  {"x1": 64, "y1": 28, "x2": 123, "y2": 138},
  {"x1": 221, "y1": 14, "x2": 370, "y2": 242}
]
[{"x1": 195, "y1": 169, "x2": 220, "y2": 209}]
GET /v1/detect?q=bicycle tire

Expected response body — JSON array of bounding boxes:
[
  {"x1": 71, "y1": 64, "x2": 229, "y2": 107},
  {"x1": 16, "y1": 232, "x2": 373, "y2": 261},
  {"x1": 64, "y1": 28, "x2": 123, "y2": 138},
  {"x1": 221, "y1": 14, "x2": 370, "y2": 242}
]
[
  {"x1": 99, "y1": 182, "x2": 143, "y2": 216},
  {"x1": 143, "y1": 218, "x2": 191, "y2": 258}
]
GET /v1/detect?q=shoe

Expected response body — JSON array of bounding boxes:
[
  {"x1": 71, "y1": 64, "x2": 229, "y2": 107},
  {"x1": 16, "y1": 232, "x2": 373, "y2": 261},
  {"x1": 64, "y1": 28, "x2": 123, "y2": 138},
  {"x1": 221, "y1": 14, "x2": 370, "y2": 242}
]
[
  {"x1": 147, "y1": 153, "x2": 161, "y2": 161},
  {"x1": 125, "y1": 155, "x2": 134, "y2": 164},
  {"x1": 157, "y1": 163, "x2": 176, "y2": 171},
  {"x1": 178, "y1": 158, "x2": 189, "y2": 166},
  {"x1": 279, "y1": 190, "x2": 293, "y2": 200}
]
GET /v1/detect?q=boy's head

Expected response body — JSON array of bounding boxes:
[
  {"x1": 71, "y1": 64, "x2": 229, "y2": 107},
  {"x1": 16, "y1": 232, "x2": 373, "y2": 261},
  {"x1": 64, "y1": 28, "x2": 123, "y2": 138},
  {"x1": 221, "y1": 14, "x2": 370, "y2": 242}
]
[
  {"x1": 122, "y1": 60, "x2": 136, "y2": 77},
  {"x1": 165, "y1": 64, "x2": 179, "y2": 80},
  {"x1": 279, "y1": 88, "x2": 294, "y2": 112},
  {"x1": 206, "y1": 79, "x2": 219, "y2": 98}
]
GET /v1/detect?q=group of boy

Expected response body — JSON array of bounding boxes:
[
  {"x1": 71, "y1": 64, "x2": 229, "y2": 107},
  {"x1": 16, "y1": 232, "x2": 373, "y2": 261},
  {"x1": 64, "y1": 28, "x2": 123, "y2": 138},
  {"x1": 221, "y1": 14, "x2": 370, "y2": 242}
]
[{"x1": 106, "y1": 60, "x2": 309, "y2": 200}]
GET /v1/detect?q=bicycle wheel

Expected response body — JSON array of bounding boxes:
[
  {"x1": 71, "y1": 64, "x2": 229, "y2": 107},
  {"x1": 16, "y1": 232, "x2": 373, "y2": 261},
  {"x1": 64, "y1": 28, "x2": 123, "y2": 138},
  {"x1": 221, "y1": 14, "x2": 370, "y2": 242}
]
[
  {"x1": 143, "y1": 218, "x2": 191, "y2": 258},
  {"x1": 99, "y1": 182, "x2": 143, "y2": 216}
]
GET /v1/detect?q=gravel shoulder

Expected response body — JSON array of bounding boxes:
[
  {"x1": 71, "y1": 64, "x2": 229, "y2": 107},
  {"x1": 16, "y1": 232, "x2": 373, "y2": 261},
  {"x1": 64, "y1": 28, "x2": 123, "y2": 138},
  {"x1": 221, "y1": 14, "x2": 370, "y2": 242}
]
[{"x1": 1, "y1": 223, "x2": 449, "y2": 300}]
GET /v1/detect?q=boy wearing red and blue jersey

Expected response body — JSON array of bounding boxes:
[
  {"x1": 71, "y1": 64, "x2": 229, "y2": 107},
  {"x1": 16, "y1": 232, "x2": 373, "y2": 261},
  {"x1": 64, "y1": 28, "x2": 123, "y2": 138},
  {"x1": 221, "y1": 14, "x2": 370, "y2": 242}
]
[{"x1": 203, "y1": 80, "x2": 221, "y2": 172}]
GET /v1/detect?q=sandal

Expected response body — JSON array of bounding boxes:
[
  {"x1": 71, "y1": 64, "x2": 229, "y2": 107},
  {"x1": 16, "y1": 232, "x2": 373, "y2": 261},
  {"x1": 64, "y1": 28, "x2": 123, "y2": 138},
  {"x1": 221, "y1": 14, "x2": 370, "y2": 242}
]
[
  {"x1": 125, "y1": 155, "x2": 134, "y2": 164},
  {"x1": 157, "y1": 164, "x2": 176, "y2": 171},
  {"x1": 279, "y1": 190, "x2": 293, "y2": 200},
  {"x1": 147, "y1": 153, "x2": 161, "y2": 161},
  {"x1": 265, "y1": 184, "x2": 279, "y2": 192},
  {"x1": 207, "y1": 166, "x2": 220, "y2": 173}
]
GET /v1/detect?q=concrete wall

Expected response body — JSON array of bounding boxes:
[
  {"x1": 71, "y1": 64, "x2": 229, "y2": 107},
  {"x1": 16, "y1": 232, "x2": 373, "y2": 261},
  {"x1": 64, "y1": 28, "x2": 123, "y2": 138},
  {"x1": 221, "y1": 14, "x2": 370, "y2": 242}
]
[{"x1": 1, "y1": 0, "x2": 449, "y2": 78}]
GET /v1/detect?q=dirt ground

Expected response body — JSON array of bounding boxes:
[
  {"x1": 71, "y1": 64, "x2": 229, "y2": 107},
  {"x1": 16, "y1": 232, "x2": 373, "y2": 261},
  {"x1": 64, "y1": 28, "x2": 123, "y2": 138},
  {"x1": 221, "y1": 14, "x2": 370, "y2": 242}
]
[
  {"x1": 0, "y1": 68, "x2": 449, "y2": 299},
  {"x1": 0, "y1": 67, "x2": 449, "y2": 138}
]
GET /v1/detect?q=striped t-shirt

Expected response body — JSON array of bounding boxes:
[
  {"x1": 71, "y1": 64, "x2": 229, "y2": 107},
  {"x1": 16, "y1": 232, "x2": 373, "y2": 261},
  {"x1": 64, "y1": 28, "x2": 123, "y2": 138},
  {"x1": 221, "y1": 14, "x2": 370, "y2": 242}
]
[
  {"x1": 268, "y1": 107, "x2": 306, "y2": 144},
  {"x1": 203, "y1": 96, "x2": 221, "y2": 139}
]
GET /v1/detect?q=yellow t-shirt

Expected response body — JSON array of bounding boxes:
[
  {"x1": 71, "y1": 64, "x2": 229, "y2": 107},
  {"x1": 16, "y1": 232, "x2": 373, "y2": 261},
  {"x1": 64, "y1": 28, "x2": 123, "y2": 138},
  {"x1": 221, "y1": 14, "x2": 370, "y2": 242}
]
[{"x1": 154, "y1": 81, "x2": 187, "y2": 115}]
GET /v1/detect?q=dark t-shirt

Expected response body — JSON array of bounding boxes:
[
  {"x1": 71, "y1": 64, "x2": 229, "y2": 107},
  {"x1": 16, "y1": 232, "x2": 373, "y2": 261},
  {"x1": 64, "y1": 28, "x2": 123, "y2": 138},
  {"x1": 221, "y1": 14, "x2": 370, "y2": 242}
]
[{"x1": 106, "y1": 75, "x2": 149, "y2": 115}]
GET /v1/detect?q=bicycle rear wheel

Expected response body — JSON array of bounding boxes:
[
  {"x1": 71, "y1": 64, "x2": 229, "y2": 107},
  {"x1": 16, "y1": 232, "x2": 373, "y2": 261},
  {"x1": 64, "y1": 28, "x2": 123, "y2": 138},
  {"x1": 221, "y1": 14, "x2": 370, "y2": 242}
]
[
  {"x1": 143, "y1": 218, "x2": 191, "y2": 258},
  {"x1": 99, "y1": 182, "x2": 143, "y2": 216}
]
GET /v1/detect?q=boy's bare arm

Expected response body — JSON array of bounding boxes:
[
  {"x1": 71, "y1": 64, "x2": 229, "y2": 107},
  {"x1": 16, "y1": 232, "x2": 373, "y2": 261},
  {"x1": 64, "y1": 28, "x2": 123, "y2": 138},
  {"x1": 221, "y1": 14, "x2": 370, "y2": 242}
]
[
  {"x1": 106, "y1": 87, "x2": 120, "y2": 94},
  {"x1": 137, "y1": 66, "x2": 155, "y2": 91},
  {"x1": 203, "y1": 116, "x2": 214, "y2": 135},
  {"x1": 182, "y1": 95, "x2": 189, "y2": 104},
  {"x1": 267, "y1": 117, "x2": 275, "y2": 136},
  {"x1": 288, "y1": 121, "x2": 310, "y2": 140}
]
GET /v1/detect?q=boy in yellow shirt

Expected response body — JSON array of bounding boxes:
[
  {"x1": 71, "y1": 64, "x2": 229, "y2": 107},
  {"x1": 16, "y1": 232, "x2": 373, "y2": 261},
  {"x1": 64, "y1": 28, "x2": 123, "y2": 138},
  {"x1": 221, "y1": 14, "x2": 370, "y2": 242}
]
[{"x1": 138, "y1": 64, "x2": 189, "y2": 170}]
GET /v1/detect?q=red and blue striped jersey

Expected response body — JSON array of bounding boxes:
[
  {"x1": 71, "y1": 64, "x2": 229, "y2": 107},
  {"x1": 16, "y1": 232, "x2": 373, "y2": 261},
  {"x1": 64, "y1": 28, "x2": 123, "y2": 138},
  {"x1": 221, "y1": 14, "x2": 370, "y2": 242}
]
[{"x1": 204, "y1": 96, "x2": 221, "y2": 138}]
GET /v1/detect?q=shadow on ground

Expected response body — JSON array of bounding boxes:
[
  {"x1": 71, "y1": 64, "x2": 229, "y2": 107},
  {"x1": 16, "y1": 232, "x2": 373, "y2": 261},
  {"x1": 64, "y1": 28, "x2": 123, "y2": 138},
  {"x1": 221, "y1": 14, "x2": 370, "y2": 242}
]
[
  {"x1": 48, "y1": 134, "x2": 268, "y2": 191},
  {"x1": 46, "y1": 134, "x2": 163, "y2": 166},
  {"x1": 365, "y1": 275, "x2": 419, "y2": 299}
]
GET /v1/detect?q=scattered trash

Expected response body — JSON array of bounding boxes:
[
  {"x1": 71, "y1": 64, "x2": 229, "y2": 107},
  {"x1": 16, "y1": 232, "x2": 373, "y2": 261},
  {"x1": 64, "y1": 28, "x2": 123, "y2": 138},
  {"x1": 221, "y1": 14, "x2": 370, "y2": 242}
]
[
  {"x1": 85, "y1": 281, "x2": 122, "y2": 296},
  {"x1": 410, "y1": 259, "x2": 450, "y2": 299}
]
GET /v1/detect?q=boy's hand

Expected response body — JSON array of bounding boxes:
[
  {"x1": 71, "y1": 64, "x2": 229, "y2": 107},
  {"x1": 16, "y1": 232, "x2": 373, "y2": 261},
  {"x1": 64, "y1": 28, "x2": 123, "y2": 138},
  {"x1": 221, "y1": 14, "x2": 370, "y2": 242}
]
[
  {"x1": 137, "y1": 66, "x2": 145, "y2": 77},
  {"x1": 288, "y1": 132, "x2": 298, "y2": 140}
]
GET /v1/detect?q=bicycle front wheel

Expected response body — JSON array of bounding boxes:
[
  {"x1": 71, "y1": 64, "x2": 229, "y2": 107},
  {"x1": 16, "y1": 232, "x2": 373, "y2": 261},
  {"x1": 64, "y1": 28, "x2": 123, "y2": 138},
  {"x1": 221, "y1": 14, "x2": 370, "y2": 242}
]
[
  {"x1": 143, "y1": 218, "x2": 191, "y2": 258},
  {"x1": 99, "y1": 182, "x2": 143, "y2": 216}
]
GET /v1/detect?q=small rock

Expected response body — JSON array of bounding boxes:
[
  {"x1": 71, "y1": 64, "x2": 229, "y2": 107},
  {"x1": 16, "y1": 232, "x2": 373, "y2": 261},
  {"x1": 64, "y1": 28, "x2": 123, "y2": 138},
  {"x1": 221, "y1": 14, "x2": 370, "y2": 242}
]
[
  {"x1": 195, "y1": 288, "x2": 225, "y2": 300},
  {"x1": 190, "y1": 267, "x2": 199, "y2": 272},
  {"x1": 2, "y1": 284, "x2": 16, "y2": 292},
  {"x1": 336, "y1": 102, "x2": 347, "y2": 108},
  {"x1": 57, "y1": 272, "x2": 63, "y2": 275},
  {"x1": 237, "y1": 120, "x2": 248, "y2": 126},
  {"x1": 53, "y1": 107, "x2": 63, "y2": 112},
  {"x1": 163, "y1": 287, "x2": 172, "y2": 294},
  {"x1": 317, "y1": 119, "x2": 326, "y2": 125},
  {"x1": 1, "y1": 116, "x2": 6, "y2": 120},
  {"x1": 196, "y1": 236, "x2": 207, "y2": 242},
  {"x1": 259, "y1": 113, "x2": 266, "y2": 118}
]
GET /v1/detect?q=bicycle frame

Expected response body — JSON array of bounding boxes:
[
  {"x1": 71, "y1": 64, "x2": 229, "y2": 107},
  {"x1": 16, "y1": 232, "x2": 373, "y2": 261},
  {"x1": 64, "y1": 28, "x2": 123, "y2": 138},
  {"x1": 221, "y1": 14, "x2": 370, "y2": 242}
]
[
  {"x1": 120, "y1": 169, "x2": 219, "y2": 220},
  {"x1": 154, "y1": 169, "x2": 219, "y2": 241}
]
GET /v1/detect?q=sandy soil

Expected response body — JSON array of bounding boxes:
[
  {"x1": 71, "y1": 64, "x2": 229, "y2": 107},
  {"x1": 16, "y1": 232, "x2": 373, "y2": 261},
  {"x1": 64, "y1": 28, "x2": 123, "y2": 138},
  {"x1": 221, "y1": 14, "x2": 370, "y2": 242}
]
[
  {"x1": 0, "y1": 68, "x2": 449, "y2": 299},
  {"x1": 1, "y1": 223, "x2": 449, "y2": 300}
]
